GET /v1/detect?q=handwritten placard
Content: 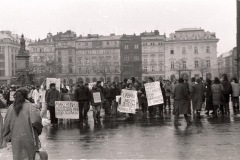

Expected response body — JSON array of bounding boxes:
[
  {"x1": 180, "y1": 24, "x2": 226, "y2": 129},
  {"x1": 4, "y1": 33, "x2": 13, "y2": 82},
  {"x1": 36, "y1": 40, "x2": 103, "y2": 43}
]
[
  {"x1": 93, "y1": 92, "x2": 101, "y2": 103},
  {"x1": 118, "y1": 89, "x2": 137, "y2": 114},
  {"x1": 144, "y1": 81, "x2": 163, "y2": 106},
  {"x1": 55, "y1": 101, "x2": 79, "y2": 119}
]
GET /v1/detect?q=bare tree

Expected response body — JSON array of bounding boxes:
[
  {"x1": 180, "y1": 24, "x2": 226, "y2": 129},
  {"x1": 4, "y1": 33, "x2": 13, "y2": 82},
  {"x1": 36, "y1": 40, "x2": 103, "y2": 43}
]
[{"x1": 198, "y1": 59, "x2": 209, "y2": 78}]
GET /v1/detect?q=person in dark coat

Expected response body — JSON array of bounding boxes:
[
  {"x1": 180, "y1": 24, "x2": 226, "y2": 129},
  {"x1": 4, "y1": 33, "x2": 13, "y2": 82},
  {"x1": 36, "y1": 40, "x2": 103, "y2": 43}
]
[
  {"x1": 103, "y1": 81, "x2": 115, "y2": 117},
  {"x1": 211, "y1": 77, "x2": 222, "y2": 118},
  {"x1": 46, "y1": 83, "x2": 61, "y2": 126},
  {"x1": 3, "y1": 88, "x2": 43, "y2": 160},
  {"x1": 205, "y1": 79, "x2": 214, "y2": 115},
  {"x1": 220, "y1": 74, "x2": 232, "y2": 115},
  {"x1": 173, "y1": 78, "x2": 191, "y2": 126},
  {"x1": 191, "y1": 78, "x2": 205, "y2": 118},
  {"x1": 74, "y1": 80, "x2": 90, "y2": 122}
]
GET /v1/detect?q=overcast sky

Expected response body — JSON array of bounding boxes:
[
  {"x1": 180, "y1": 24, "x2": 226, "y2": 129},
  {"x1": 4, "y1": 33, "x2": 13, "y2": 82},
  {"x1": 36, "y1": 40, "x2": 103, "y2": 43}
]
[{"x1": 0, "y1": 0, "x2": 236, "y2": 55}]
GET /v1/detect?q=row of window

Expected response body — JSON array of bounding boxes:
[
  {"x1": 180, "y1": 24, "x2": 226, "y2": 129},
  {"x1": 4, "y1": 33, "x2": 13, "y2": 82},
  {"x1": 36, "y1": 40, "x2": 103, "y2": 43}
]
[
  {"x1": 142, "y1": 42, "x2": 163, "y2": 46},
  {"x1": 143, "y1": 65, "x2": 164, "y2": 72},
  {"x1": 57, "y1": 66, "x2": 120, "y2": 74},
  {"x1": 124, "y1": 44, "x2": 139, "y2": 49},
  {"x1": 170, "y1": 46, "x2": 211, "y2": 54},
  {"x1": 123, "y1": 55, "x2": 140, "y2": 61},
  {"x1": 75, "y1": 49, "x2": 119, "y2": 55},
  {"x1": 32, "y1": 47, "x2": 53, "y2": 53},
  {"x1": 77, "y1": 41, "x2": 119, "y2": 47},
  {"x1": 170, "y1": 60, "x2": 211, "y2": 69}
]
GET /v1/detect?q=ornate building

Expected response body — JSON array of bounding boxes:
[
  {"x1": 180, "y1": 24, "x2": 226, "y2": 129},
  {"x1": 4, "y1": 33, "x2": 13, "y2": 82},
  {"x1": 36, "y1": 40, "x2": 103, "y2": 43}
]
[
  {"x1": 29, "y1": 33, "x2": 61, "y2": 84},
  {"x1": 75, "y1": 34, "x2": 122, "y2": 83},
  {"x1": 0, "y1": 31, "x2": 20, "y2": 84},
  {"x1": 141, "y1": 30, "x2": 166, "y2": 81},
  {"x1": 165, "y1": 28, "x2": 219, "y2": 81}
]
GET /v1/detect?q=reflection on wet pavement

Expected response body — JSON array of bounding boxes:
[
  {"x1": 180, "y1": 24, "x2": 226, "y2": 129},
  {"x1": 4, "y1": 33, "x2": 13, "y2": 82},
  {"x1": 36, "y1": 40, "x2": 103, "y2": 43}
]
[{"x1": 1, "y1": 110, "x2": 240, "y2": 159}]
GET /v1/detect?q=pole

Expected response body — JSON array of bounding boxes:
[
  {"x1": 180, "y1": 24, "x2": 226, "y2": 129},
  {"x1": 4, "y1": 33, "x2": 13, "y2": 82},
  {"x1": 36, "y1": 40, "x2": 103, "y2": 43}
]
[{"x1": 237, "y1": 0, "x2": 240, "y2": 80}]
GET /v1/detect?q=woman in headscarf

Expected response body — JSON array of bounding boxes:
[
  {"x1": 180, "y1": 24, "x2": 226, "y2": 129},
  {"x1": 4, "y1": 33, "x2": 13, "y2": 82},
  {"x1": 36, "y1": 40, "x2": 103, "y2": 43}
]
[{"x1": 3, "y1": 88, "x2": 43, "y2": 160}]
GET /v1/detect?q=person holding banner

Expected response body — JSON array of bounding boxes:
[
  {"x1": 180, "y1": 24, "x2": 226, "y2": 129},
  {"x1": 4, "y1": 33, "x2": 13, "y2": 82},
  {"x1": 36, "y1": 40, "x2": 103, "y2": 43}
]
[
  {"x1": 46, "y1": 83, "x2": 61, "y2": 127},
  {"x1": 173, "y1": 78, "x2": 191, "y2": 126},
  {"x1": 90, "y1": 85, "x2": 104, "y2": 124}
]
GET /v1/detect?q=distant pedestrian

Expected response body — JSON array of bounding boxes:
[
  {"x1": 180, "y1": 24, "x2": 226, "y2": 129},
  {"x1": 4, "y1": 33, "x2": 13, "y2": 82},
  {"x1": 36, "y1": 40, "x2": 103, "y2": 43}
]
[
  {"x1": 211, "y1": 77, "x2": 222, "y2": 118},
  {"x1": 220, "y1": 74, "x2": 232, "y2": 115},
  {"x1": 46, "y1": 83, "x2": 61, "y2": 126},
  {"x1": 205, "y1": 79, "x2": 214, "y2": 115},
  {"x1": 173, "y1": 78, "x2": 191, "y2": 126},
  {"x1": 3, "y1": 88, "x2": 43, "y2": 160},
  {"x1": 231, "y1": 77, "x2": 240, "y2": 114},
  {"x1": 191, "y1": 78, "x2": 205, "y2": 118}
]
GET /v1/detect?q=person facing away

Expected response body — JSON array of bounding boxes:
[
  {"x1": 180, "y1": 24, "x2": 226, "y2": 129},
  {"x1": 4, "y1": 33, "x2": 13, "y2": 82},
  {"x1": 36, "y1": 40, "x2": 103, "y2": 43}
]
[
  {"x1": 3, "y1": 88, "x2": 43, "y2": 160},
  {"x1": 173, "y1": 78, "x2": 191, "y2": 126},
  {"x1": 211, "y1": 77, "x2": 222, "y2": 118},
  {"x1": 32, "y1": 85, "x2": 41, "y2": 108},
  {"x1": 191, "y1": 78, "x2": 205, "y2": 118},
  {"x1": 231, "y1": 77, "x2": 240, "y2": 114},
  {"x1": 220, "y1": 74, "x2": 232, "y2": 115},
  {"x1": 45, "y1": 83, "x2": 61, "y2": 127}
]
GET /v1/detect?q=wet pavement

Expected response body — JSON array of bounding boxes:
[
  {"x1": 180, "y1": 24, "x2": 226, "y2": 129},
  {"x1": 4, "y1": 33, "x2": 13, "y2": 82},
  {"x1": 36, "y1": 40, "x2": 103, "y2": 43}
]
[{"x1": 1, "y1": 108, "x2": 240, "y2": 160}]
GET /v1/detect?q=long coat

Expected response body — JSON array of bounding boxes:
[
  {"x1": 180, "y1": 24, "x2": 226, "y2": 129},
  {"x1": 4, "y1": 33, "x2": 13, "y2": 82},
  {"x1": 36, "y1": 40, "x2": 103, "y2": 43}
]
[
  {"x1": 211, "y1": 84, "x2": 222, "y2": 105},
  {"x1": 173, "y1": 83, "x2": 191, "y2": 115},
  {"x1": 3, "y1": 101, "x2": 43, "y2": 160},
  {"x1": 191, "y1": 83, "x2": 205, "y2": 111},
  {"x1": 205, "y1": 83, "x2": 213, "y2": 110}
]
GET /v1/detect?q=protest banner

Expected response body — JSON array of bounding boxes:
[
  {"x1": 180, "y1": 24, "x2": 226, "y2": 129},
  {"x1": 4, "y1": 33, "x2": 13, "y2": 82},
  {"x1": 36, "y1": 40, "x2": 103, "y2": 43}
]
[
  {"x1": 88, "y1": 82, "x2": 96, "y2": 90},
  {"x1": 116, "y1": 95, "x2": 121, "y2": 103},
  {"x1": 144, "y1": 81, "x2": 163, "y2": 106},
  {"x1": 46, "y1": 78, "x2": 61, "y2": 91},
  {"x1": 93, "y1": 92, "x2": 101, "y2": 103},
  {"x1": 9, "y1": 91, "x2": 16, "y2": 101},
  {"x1": 118, "y1": 89, "x2": 137, "y2": 114},
  {"x1": 55, "y1": 101, "x2": 79, "y2": 119}
]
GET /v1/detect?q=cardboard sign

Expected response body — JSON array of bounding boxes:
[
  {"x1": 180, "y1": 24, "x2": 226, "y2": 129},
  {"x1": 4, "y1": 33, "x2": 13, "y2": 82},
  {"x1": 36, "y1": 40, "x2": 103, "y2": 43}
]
[
  {"x1": 88, "y1": 82, "x2": 96, "y2": 90},
  {"x1": 9, "y1": 91, "x2": 16, "y2": 101},
  {"x1": 116, "y1": 95, "x2": 121, "y2": 103},
  {"x1": 46, "y1": 78, "x2": 61, "y2": 91},
  {"x1": 144, "y1": 81, "x2": 163, "y2": 106},
  {"x1": 55, "y1": 101, "x2": 79, "y2": 119},
  {"x1": 93, "y1": 92, "x2": 101, "y2": 103},
  {"x1": 118, "y1": 89, "x2": 137, "y2": 114}
]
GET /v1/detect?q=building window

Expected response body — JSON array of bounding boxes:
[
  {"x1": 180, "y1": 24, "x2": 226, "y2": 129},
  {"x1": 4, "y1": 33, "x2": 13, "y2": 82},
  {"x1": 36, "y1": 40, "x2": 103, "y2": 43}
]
[
  {"x1": 40, "y1": 56, "x2": 44, "y2": 63},
  {"x1": 206, "y1": 46, "x2": 210, "y2": 53},
  {"x1": 194, "y1": 60, "x2": 199, "y2": 68},
  {"x1": 194, "y1": 47, "x2": 198, "y2": 54},
  {"x1": 134, "y1": 55, "x2": 140, "y2": 61},
  {"x1": 106, "y1": 42, "x2": 110, "y2": 45},
  {"x1": 171, "y1": 62, "x2": 174, "y2": 69},
  {"x1": 134, "y1": 44, "x2": 139, "y2": 49},
  {"x1": 143, "y1": 66, "x2": 147, "y2": 72},
  {"x1": 182, "y1": 47, "x2": 186, "y2": 54},
  {"x1": 33, "y1": 56, "x2": 37, "y2": 62},
  {"x1": 0, "y1": 70, "x2": 5, "y2": 76},
  {"x1": 123, "y1": 55, "x2": 129, "y2": 61},
  {"x1": 68, "y1": 50, "x2": 72, "y2": 55},
  {"x1": 159, "y1": 65, "x2": 163, "y2": 71},
  {"x1": 124, "y1": 45, "x2": 129, "y2": 49},
  {"x1": 61, "y1": 42, "x2": 66, "y2": 46},
  {"x1": 69, "y1": 67, "x2": 73, "y2": 73},
  {"x1": 151, "y1": 66, "x2": 155, "y2": 71},
  {"x1": 182, "y1": 61, "x2": 186, "y2": 69},
  {"x1": 41, "y1": 67, "x2": 45, "y2": 73},
  {"x1": 58, "y1": 57, "x2": 61, "y2": 63},
  {"x1": 0, "y1": 62, "x2": 5, "y2": 68},
  {"x1": 170, "y1": 49, "x2": 174, "y2": 54},
  {"x1": 58, "y1": 51, "x2": 61, "y2": 56},
  {"x1": 58, "y1": 66, "x2": 62, "y2": 73},
  {"x1": 69, "y1": 57, "x2": 73, "y2": 63},
  {"x1": 0, "y1": 47, "x2": 5, "y2": 52},
  {"x1": 206, "y1": 60, "x2": 211, "y2": 67},
  {"x1": 151, "y1": 43, "x2": 154, "y2": 46}
]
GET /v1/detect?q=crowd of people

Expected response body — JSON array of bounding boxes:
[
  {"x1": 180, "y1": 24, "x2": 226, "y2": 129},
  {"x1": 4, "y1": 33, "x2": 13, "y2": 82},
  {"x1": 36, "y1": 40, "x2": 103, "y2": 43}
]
[{"x1": 0, "y1": 73, "x2": 239, "y2": 159}]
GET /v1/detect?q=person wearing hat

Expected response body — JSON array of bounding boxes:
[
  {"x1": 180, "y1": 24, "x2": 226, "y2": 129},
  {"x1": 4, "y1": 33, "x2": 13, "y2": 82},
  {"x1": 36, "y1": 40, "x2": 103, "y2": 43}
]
[
  {"x1": 46, "y1": 83, "x2": 61, "y2": 126},
  {"x1": 3, "y1": 87, "x2": 43, "y2": 159}
]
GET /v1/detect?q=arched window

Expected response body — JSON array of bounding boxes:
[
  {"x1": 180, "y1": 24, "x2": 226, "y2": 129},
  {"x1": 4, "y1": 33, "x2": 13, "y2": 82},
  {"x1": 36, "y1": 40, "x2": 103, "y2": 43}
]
[
  {"x1": 92, "y1": 77, "x2": 97, "y2": 82},
  {"x1": 68, "y1": 79, "x2": 73, "y2": 85},
  {"x1": 86, "y1": 78, "x2": 90, "y2": 83},
  {"x1": 114, "y1": 77, "x2": 119, "y2": 83},
  {"x1": 107, "y1": 77, "x2": 111, "y2": 82},
  {"x1": 100, "y1": 77, "x2": 104, "y2": 82}
]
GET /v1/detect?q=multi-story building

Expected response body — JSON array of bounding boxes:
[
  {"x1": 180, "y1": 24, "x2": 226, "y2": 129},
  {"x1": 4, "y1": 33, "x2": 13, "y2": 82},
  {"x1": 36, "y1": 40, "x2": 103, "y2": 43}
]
[
  {"x1": 75, "y1": 34, "x2": 122, "y2": 83},
  {"x1": 120, "y1": 34, "x2": 142, "y2": 81},
  {"x1": 28, "y1": 33, "x2": 60, "y2": 85},
  {"x1": 0, "y1": 31, "x2": 20, "y2": 84},
  {"x1": 165, "y1": 28, "x2": 219, "y2": 81},
  {"x1": 55, "y1": 30, "x2": 77, "y2": 85},
  {"x1": 218, "y1": 47, "x2": 237, "y2": 79},
  {"x1": 141, "y1": 30, "x2": 165, "y2": 81}
]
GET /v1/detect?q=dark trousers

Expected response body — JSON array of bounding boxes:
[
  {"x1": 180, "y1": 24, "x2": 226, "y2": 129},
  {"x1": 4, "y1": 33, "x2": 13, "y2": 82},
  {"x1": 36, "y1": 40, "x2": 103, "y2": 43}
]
[
  {"x1": 105, "y1": 99, "x2": 113, "y2": 115},
  {"x1": 78, "y1": 102, "x2": 89, "y2": 121},
  {"x1": 48, "y1": 105, "x2": 58, "y2": 124},
  {"x1": 165, "y1": 96, "x2": 171, "y2": 109},
  {"x1": 141, "y1": 100, "x2": 148, "y2": 113},
  {"x1": 174, "y1": 109, "x2": 190, "y2": 124}
]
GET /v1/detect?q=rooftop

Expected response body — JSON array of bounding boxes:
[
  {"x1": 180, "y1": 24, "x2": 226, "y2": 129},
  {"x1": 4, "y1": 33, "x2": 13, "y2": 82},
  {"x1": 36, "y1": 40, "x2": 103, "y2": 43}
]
[{"x1": 176, "y1": 28, "x2": 204, "y2": 32}]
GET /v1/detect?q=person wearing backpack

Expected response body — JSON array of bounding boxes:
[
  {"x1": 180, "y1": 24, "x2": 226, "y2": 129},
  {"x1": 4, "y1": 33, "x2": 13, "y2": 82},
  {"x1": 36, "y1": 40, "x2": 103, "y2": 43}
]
[{"x1": 220, "y1": 74, "x2": 232, "y2": 115}]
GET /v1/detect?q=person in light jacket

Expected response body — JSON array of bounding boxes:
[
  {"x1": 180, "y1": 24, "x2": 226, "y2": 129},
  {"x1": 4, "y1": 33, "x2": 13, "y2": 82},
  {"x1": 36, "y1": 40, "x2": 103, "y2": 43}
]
[
  {"x1": 211, "y1": 77, "x2": 222, "y2": 118},
  {"x1": 3, "y1": 88, "x2": 43, "y2": 160},
  {"x1": 231, "y1": 78, "x2": 240, "y2": 114}
]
